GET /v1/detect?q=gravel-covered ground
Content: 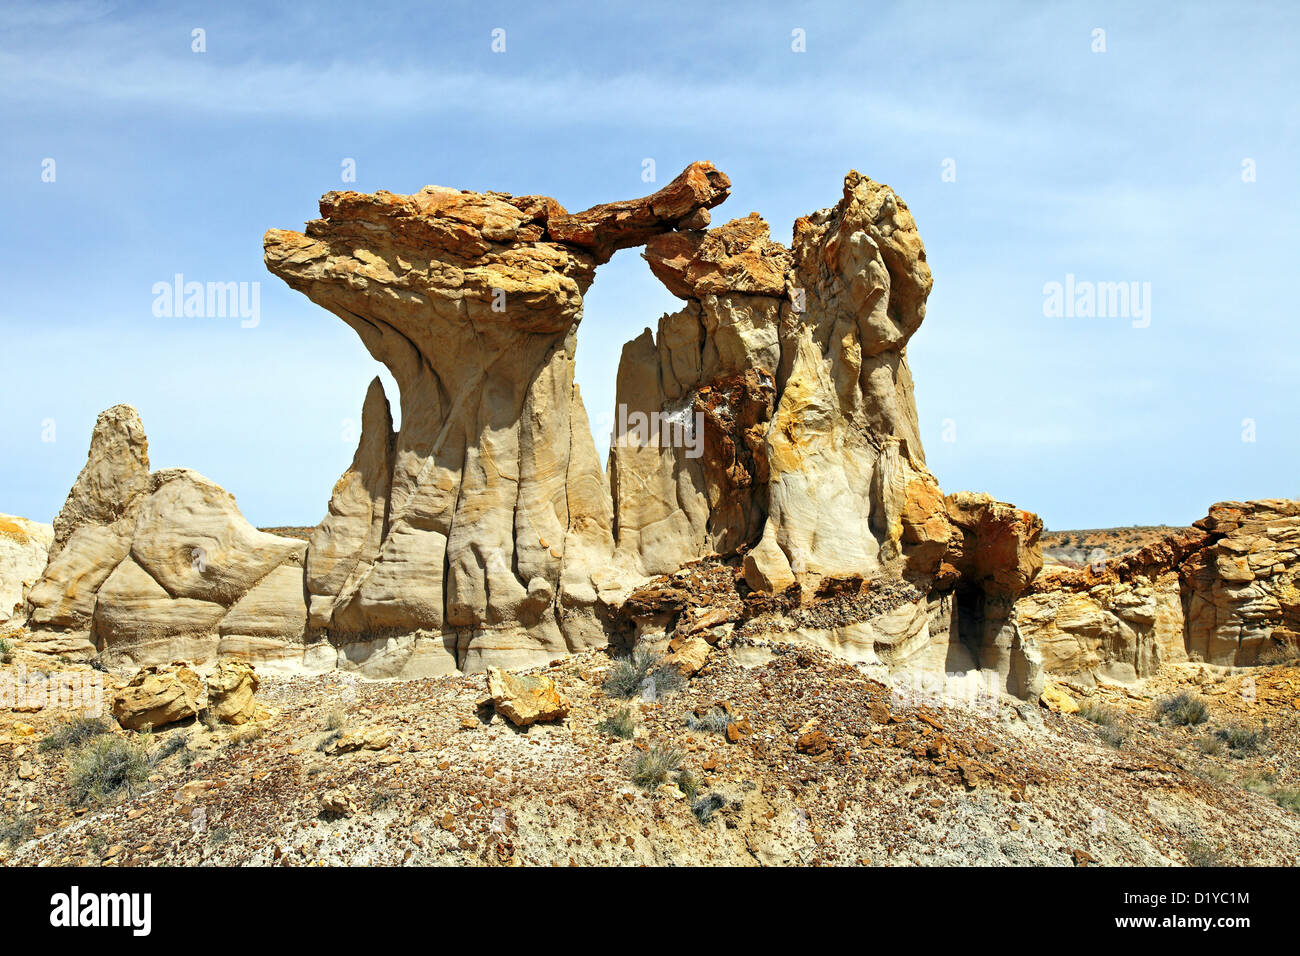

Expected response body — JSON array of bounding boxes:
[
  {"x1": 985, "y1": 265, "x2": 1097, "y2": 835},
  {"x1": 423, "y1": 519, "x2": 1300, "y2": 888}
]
[{"x1": 2, "y1": 631, "x2": 1298, "y2": 867}]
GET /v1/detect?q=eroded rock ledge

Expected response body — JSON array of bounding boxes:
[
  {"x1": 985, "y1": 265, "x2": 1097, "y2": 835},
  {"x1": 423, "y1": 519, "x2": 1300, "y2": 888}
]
[{"x1": 25, "y1": 163, "x2": 1048, "y2": 694}]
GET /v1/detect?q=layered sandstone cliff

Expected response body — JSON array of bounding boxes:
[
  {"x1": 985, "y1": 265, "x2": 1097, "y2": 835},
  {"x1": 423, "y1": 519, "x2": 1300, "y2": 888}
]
[{"x1": 1018, "y1": 501, "x2": 1300, "y2": 683}]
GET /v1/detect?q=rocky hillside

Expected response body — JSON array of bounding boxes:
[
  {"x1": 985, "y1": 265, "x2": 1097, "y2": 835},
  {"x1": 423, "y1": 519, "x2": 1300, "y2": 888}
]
[
  {"x1": 1, "y1": 628, "x2": 1297, "y2": 866},
  {"x1": 1042, "y1": 527, "x2": 1190, "y2": 568}
]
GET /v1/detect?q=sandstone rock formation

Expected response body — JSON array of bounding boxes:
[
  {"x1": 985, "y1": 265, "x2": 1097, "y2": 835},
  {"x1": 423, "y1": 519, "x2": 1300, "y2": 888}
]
[
  {"x1": 263, "y1": 163, "x2": 729, "y2": 674},
  {"x1": 1182, "y1": 500, "x2": 1300, "y2": 664},
  {"x1": 0, "y1": 514, "x2": 53, "y2": 626},
  {"x1": 24, "y1": 406, "x2": 309, "y2": 667},
  {"x1": 25, "y1": 162, "x2": 1053, "y2": 697},
  {"x1": 1017, "y1": 502, "x2": 1300, "y2": 682}
]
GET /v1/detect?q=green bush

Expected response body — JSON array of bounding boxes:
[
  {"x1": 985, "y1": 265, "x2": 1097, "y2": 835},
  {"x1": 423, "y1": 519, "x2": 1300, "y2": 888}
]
[
  {"x1": 1184, "y1": 839, "x2": 1225, "y2": 867},
  {"x1": 0, "y1": 813, "x2": 34, "y2": 848},
  {"x1": 67, "y1": 735, "x2": 149, "y2": 805},
  {"x1": 598, "y1": 706, "x2": 636, "y2": 739},
  {"x1": 603, "y1": 648, "x2": 682, "y2": 700},
  {"x1": 687, "y1": 707, "x2": 731, "y2": 734},
  {"x1": 39, "y1": 716, "x2": 109, "y2": 753},
  {"x1": 1155, "y1": 692, "x2": 1208, "y2": 726},
  {"x1": 1214, "y1": 723, "x2": 1265, "y2": 754},
  {"x1": 0, "y1": 638, "x2": 11, "y2": 663},
  {"x1": 630, "y1": 743, "x2": 684, "y2": 791},
  {"x1": 1079, "y1": 701, "x2": 1122, "y2": 727}
]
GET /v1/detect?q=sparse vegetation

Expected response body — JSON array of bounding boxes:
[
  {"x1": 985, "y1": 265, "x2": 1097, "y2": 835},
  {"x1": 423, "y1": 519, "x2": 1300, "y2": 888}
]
[
  {"x1": 1184, "y1": 839, "x2": 1225, "y2": 867},
  {"x1": 676, "y1": 768, "x2": 701, "y2": 801},
  {"x1": 1242, "y1": 771, "x2": 1300, "y2": 812},
  {"x1": 598, "y1": 706, "x2": 636, "y2": 739},
  {"x1": 0, "y1": 638, "x2": 11, "y2": 663},
  {"x1": 1079, "y1": 700, "x2": 1122, "y2": 727},
  {"x1": 39, "y1": 716, "x2": 110, "y2": 753},
  {"x1": 1155, "y1": 691, "x2": 1208, "y2": 726},
  {"x1": 687, "y1": 707, "x2": 731, "y2": 734},
  {"x1": 1213, "y1": 722, "x2": 1266, "y2": 754},
  {"x1": 691, "y1": 793, "x2": 726, "y2": 824},
  {"x1": 1195, "y1": 734, "x2": 1227, "y2": 757},
  {"x1": 630, "y1": 742, "x2": 684, "y2": 790},
  {"x1": 603, "y1": 648, "x2": 683, "y2": 700},
  {"x1": 1096, "y1": 725, "x2": 1127, "y2": 749},
  {"x1": 0, "y1": 812, "x2": 34, "y2": 848},
  {"x1": 325, "y1": 706, "x2": 347, "y2": 731},
  {"x1": 150, "y1": 732, "x2": 190, "y2": 765},
  {"x1": 67, "y1": 734, "x2": 149, "y2": 805}
]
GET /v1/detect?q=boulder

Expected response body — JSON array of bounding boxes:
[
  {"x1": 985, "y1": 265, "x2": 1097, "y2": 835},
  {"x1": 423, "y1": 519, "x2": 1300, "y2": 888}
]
[
  {"x1": 486, "y1": 666, "x2": 570, "y2": 727},
  {"x1": 111, "y1": 663, "x2": 206, "y2": 730},
  {"x1": 204, "y1": 659, "x2": 259, "y2": 725},
  {"x1": 1040, "y1": 683, "x2": 1080, "y2": 714},
  {"x1": 664, "y1": 635, "x2": 712, "y2": 678}
]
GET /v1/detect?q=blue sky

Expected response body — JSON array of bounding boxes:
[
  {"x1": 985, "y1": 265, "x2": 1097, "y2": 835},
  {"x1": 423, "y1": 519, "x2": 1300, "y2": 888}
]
[{"x1": 2, "y1": 0, "x2": 1297, "y2": 531}]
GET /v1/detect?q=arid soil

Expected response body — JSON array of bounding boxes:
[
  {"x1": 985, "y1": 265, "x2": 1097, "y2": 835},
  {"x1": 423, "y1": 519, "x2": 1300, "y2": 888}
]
[{"x1": 3, "y1": 628, "x2": 1297, "y2": 867}]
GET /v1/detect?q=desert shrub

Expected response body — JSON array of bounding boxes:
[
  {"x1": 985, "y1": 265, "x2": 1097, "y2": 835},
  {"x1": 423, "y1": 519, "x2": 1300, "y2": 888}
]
[
  {"x1": 150, "y1": 732, "x2": 189, "y2": 765},
  {"x1": 1272, "y1": 786, "x2": 1300, "y2": 812},
  {"x1": 39, "y1": 716, "x2": 109, "y2": 753},
  {"x1": 325, "y1": 706, "x2": 347, "y2": 731},
  {"x1": 1097, "y1": 725, "x2": 1127, "y2": 749},
  {"x1": 1184, "y1": 839, "x2": 1225, "y2": 867},
  {"x1": 692, "y1": 793, "x2": 727, "y2": 824},
  {"x1": 604, "y1": 648, "x2": 682, "y2": 700},
  {"x1": 0, "y1": 813, "x2": 34, "y2": 848},
  {"x1": 687, "y1": 707, "x2": 731, "y2": 734},
  {"x1": 598, "y1": 706, "x2": 636, "y2": 739},
  {"x1": 676, "y1": 769, "x2": 701, "y2": 801},
  {"x1": 630, "y1": 743, "x2": 684, "y2": 790},
  {"x1": 1196, "y1": 734, "x2": 1227, "y2": 757},
  {"x1": 1079, "y1": 701, "x2": 1122, "y2": 727},
  {"x1": 67, "y1": 735, "x2": 149, "y2": 805},
  {"x1": 227, "y1": 724, "x2": 263, "y2": 747},
  {"x1": 1241, "y1": 770, "x2": 1277, "y2": 796},
  {"x1": 1155, "y1": 692, "x2": 1208, "y2": 726},
  {"x1": 1214, "y1": 723, "x2": 1266, "y2": 754}
]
